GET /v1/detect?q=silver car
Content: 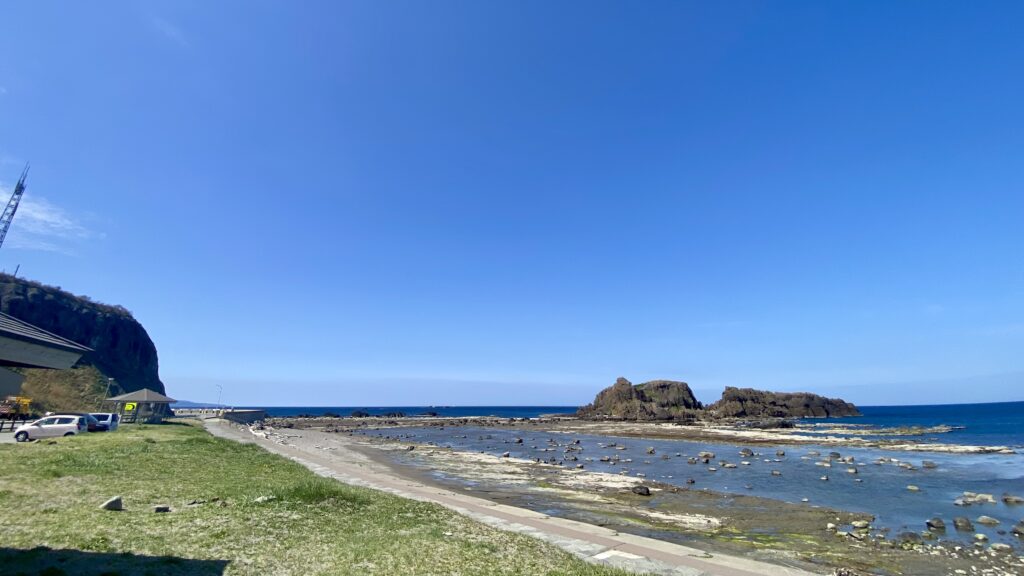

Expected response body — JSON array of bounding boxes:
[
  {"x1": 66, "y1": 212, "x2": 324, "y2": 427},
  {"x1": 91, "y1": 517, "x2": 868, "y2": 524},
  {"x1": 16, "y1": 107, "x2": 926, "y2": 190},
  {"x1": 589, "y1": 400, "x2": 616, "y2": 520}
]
[
  {"x1": 90, "y1": 412, "x2": 120, "y2": 431},
  {"x1": 14, "y1": 415, "x2": 86, "y2": 441}
]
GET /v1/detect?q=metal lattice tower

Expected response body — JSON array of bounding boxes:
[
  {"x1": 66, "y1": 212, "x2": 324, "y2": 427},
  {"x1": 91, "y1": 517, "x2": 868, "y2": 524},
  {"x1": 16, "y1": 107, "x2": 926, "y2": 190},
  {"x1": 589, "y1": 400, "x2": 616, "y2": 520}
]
[{"x1": 0, "y1": 164, "x2": 29, "y2": 250}]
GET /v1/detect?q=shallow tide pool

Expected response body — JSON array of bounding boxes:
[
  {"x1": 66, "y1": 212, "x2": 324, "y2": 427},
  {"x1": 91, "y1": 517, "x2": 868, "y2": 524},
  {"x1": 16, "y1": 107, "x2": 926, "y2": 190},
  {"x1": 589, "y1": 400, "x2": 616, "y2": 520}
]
[{"x1": 359, "y1": 425, "x2": 1024, "y2": 549}]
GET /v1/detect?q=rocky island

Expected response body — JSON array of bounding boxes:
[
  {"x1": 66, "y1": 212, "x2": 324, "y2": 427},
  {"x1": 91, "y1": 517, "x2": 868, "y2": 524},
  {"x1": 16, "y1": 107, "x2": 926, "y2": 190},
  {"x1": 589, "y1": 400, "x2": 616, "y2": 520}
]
[
  {"x1": 577, "y1": 377, "x2": 860, "y2": 421},
  {"x1": 576, "y1": 377, "x2": 703, "y2": 421},
  {"x1": 708, "y1": 386, "x2": 861, "y2": 418}
]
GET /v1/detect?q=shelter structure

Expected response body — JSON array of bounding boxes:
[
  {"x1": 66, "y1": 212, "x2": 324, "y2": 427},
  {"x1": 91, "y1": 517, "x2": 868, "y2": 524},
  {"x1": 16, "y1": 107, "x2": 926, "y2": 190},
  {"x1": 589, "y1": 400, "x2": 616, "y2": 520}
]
[
  {"x1": 106, "y1": 388, "x2": 176, "y2": 424},
  {"x1": 0, "y1": 312, "x2": 91, "y2": 397}
]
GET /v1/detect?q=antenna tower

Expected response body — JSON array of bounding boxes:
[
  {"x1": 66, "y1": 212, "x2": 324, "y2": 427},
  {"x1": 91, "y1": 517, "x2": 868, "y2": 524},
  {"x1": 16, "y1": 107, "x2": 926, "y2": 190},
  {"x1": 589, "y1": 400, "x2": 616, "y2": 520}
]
[{"x1": 0, "y1": 164, "x2": 29, "y2": 250}]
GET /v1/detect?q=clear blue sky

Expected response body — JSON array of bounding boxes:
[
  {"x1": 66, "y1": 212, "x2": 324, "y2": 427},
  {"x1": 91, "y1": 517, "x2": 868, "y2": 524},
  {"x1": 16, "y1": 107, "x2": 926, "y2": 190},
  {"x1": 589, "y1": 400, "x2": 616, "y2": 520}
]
[{"x1": 2, "y1": 1, "x2": 1023, "y2": 407}]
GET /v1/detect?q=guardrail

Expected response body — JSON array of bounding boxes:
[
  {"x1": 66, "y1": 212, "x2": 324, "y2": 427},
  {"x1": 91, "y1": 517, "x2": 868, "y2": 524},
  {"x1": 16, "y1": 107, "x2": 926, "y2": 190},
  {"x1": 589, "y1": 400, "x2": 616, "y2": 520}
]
[{"x1": 0, "y1": 417, "x2": 31, "y2": 433}]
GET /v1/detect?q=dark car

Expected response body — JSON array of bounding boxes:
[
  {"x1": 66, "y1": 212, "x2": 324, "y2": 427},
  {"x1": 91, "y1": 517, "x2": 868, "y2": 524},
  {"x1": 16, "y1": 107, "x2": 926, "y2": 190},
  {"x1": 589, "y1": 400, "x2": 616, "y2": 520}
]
[{"x1": 55, "y1": 412, "x2": 109, "y2": 432}]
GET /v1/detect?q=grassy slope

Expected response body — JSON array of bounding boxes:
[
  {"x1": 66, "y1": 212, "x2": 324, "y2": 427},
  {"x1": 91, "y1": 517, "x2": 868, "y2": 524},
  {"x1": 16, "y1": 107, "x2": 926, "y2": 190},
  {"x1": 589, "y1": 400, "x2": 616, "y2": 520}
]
[
  {"x1": 0, "y1": 422, "x2": 633, "y2": 576},
  {"x1": 18, "y1": 365, "x2": 122, "y2": 414}
]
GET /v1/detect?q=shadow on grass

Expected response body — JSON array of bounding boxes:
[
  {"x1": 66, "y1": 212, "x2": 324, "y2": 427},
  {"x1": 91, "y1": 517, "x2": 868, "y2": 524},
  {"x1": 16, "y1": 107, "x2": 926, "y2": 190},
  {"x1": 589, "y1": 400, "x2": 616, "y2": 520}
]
[{"x1": 1, "y1": 546, "x2": 229, "y2": 576}]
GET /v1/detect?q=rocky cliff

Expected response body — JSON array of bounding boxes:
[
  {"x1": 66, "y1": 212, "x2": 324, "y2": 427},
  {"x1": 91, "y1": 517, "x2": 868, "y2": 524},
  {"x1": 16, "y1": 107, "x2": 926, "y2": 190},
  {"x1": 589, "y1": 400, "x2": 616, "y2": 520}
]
[
  {"x1": 708, "y1": 387, "x2": 861, "y2": 419},
  {"x1": 0, "y1": 274, "x2": 164, "y2": 397},
  {"x1": 577, "y1": 377, "x2": 703, "y2": 421}
]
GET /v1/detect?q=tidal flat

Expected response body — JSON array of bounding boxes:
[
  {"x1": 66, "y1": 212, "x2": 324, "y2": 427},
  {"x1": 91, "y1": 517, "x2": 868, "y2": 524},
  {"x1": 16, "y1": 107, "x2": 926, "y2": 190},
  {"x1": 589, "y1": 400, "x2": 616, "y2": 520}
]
[{"x1": 268, "y1": 415, "x2": 1024, "y2": 575}]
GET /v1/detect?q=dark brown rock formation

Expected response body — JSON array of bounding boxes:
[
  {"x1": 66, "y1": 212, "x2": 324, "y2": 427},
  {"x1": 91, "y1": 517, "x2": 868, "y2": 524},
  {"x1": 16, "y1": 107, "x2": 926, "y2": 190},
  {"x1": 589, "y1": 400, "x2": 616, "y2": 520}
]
[
  {"x1": 708, "y1": 387, "x2": 860, "y2": 418},
  {"x1": 0, "y1": 274, "x2": 164, "y2": 395},
  {"x1": 577, "y1": 377, "x2": 703, "y2": 421}
]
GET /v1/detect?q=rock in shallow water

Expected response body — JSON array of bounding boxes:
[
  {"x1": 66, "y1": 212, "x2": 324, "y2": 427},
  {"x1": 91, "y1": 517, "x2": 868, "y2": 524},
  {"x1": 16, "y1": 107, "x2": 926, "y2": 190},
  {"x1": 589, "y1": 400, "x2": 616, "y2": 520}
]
[
  {"x1": 953, "y1": 517, "x2": 975, "y2": 532},
  {"x1": 976, "y1": 515, "x2": 1000, "y2": 526},
  {"x1": 926, "y1": 518, "x2": 946, "y2": 531},
  {"x1": 631, "y1": 485, "x2": 651, "y2": 496}
]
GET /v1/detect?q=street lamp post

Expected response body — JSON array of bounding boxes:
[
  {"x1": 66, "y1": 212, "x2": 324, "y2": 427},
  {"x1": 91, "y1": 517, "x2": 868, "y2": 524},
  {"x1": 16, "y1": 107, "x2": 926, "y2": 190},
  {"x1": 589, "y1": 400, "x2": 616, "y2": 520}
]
[
  {"x1": 216, "y1": 384, "x2": 223, "y2": 415},
  {"x1": 99, "y1": 377, "x2": 115, "y2": 409}
]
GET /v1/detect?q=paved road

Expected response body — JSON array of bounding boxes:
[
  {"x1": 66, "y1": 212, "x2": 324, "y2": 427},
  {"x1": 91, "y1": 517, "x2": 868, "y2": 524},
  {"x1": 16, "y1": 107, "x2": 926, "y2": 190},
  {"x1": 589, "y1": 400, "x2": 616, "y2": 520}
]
[{"x1": 206, "y1": 419, "x2": 822, "y2": 576}]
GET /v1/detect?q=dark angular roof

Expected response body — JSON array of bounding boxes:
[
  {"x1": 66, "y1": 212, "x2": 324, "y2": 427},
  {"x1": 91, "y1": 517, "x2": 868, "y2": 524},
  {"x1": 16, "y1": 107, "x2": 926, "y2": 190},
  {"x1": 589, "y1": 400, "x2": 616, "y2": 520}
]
[
  {"x1": 107, "y1": 388, "x2": 176, "y2": 403},
  {"x1": 0, "y1": 312, "x2": 92, "y2": 353}
]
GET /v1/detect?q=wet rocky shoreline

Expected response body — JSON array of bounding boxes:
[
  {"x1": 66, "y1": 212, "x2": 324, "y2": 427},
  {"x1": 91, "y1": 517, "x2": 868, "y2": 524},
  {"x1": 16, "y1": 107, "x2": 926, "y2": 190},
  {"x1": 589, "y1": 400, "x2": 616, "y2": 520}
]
[{"x1": 262, "y1": 415, "x2": 1024, "y2": 575}]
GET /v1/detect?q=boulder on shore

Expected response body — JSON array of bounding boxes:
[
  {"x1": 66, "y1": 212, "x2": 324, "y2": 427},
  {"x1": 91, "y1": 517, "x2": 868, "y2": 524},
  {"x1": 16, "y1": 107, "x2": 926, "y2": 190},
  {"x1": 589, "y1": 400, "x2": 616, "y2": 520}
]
[{"x1": 100, "y1": 496, "x2": 123, "y2": 511}]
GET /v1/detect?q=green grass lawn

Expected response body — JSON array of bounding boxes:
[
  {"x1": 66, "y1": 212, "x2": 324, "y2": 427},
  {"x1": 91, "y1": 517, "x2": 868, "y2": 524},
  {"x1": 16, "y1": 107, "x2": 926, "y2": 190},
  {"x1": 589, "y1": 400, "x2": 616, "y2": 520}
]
[{"x1": 0, "y1": 422, "x2": 633, "y2": 576}]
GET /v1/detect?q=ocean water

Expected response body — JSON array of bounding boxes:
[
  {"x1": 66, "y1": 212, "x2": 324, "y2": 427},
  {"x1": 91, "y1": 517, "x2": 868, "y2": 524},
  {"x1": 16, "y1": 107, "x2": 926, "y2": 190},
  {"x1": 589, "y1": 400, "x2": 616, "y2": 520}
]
[
  {"x1": 809, "y1": 401, "x2": 1024, "y2": 448},
  {"x1": 250, "y1": 401, "x2": 1024, "y2": 448},
  {"x1": 253, "y1": 405, "x2": 579, "y2": 419},
  {"x1": 362, "y1": 425, "x2": 1024, "y2": 548}
]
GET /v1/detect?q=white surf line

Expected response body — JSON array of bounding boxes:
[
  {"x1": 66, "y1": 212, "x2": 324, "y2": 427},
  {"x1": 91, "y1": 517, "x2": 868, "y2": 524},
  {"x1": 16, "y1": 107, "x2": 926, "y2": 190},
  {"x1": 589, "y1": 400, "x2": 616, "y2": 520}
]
[{"x1": 205, "y1": 420, "x2": 823, "y2": 576}]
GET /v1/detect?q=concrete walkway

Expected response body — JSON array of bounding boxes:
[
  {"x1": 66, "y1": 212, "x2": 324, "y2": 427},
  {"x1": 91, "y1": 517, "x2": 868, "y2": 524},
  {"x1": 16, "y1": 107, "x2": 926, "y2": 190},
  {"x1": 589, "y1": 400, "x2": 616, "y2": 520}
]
[{"x1": 206, "y1": 420, "x2": 822, "y2": 576}]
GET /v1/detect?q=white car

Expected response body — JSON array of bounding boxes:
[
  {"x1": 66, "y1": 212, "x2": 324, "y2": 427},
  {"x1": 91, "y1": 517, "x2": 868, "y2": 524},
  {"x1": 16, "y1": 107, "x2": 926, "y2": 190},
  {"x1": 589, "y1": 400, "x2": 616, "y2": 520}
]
[
  {"x1": 90, "y1": 412, "x2": 120, "y2": 431},
  {"x1": 13, "y1": 415, "x2": 86, "y2": 441}
]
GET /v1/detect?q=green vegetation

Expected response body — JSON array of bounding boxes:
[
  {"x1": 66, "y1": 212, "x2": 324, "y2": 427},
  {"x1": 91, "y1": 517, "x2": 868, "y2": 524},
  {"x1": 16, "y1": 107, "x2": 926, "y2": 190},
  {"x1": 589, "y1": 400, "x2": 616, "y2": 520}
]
[
  {"x1": 17, "y1": 364, "x2": 123, "y2": 414},
  {"x1": 0, "y1": 422, "x2": 632, "y2": 576}
]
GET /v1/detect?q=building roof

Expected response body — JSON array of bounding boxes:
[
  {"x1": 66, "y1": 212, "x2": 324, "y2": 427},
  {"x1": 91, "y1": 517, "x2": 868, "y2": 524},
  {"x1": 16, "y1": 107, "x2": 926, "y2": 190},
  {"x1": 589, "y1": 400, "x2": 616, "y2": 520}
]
[
  {"x1": 0, "y1": 312, "x2": 92, "y2": 354},
  {"x1": 107, "y1": 388, "x2": 176, "y2": 403}
]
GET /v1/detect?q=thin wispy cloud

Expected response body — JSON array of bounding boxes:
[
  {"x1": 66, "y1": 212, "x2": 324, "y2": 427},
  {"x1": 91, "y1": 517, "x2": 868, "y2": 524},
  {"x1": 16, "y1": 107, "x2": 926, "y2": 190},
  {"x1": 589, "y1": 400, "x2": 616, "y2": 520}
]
[
  {"x1": 1, "y1": 191, "x2": 100, "y2": 254},
  {"x1": 151, "y1": 16, "x2": 190, "y2": 48}
]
